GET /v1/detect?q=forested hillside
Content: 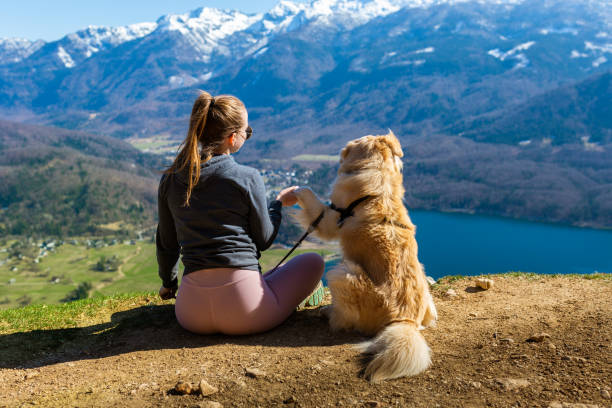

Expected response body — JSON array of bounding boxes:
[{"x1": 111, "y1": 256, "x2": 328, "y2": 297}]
[{"x1": 0, "y1": 121, "x2": 162, "y2": 237}]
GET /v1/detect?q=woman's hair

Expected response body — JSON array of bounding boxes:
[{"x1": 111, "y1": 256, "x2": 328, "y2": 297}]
[{"x1": 165, "y1": 91, "x2": 246, "y2": 206}]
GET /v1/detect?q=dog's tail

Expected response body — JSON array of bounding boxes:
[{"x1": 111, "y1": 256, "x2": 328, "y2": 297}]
[{"x1": 356, "y1": 320, "x2": 431, "y2": 383}]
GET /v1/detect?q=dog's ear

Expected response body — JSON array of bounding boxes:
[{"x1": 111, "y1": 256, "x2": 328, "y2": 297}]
[
  {"x1": 340, "y1": 142, "x2": 353, "y2": 162},
  {"x1": 382, "y1": 130, "x2": 403, "y2": 158}
]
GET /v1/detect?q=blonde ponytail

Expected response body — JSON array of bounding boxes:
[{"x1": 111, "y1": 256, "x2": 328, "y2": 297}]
[{"x1": 165, "y1": 91, "x2": 246, "y2": 206}]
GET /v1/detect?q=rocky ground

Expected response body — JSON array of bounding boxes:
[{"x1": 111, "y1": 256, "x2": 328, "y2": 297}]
[{"x1": 0, "y1": 274, "x2": 610, "y2": 407}]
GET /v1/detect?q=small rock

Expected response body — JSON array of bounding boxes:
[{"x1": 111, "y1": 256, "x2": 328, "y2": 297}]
[
  {"x1": 547, "y1": 342, "x2": 557, "y2": 351},
  {"x1": 130, "y1": 389, "x2": 137, "y2": 395},
  {"x1": 548, "y1": 403, "x2": 601, "y2": 408},
  {"x1": 475, "y1": 278, "x2": 494, "y2": 290},
  {"x1": 470, "y1": 381, "x2": 482, "y2": 389},
  {"x1": 200, "y1": 402, "x2": 223, "y2": 408},
  {"x1": 445, "y1": 289, "x2": 457, "y2": 297},
  {"x1": 311, "y1": 364, "x2": 322, "y2": 371},
  {"x1": 527, "y1": 333, "x2": 551, "y2": 343},
  {"x1": 601, "y1": 389, "x2": 610, "y2": 399},
  {"x1": 174, "y1": 380, "x2": 193, "y2": 395},
  {"x1": 198, "y1": 379, "x2": 218, "y2": 397},
  {"x1": 496, "y1": 378, "x2": 530, "y2": 391},
  {"x1": 562, "y1": 356, "x2": 586, "y2": 363},
  {"x1": 283, "y1": 396, "x2": 297, "y2": 404},
  {"x1": 245, "y1": 367, "x2": 266, "y2": 378},
  {"x1": 468, "y1": 312, "x2": 478, "y2": 317},
  {"x1": 24, "y1": 372, "x2": 39, "y2": 380},
  {"x1": 232, "y1": 379, "x2": 247, "y2": 388},
  {"x1": 500, "y1": 338, "x2": 514, "y2": 344},
  {"x1": 365, "y1": 402, "x2": 381, "y2": 408},
  {"x1": 426, "y1": 276, "x2": 436, "y2": 285}
]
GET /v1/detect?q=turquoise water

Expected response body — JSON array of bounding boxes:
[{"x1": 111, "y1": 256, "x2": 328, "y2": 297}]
[{"x1": 323, "y1": 211, "x2": 612, "y2": 281}]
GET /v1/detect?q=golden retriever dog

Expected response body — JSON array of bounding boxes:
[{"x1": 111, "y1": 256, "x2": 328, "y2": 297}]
[{"x1": 294, "y1": 131, "x2": 437, "y2": 383}]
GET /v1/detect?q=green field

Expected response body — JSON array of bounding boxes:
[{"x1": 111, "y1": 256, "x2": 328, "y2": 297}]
[
  {"x1": 126, "y1": 133, "x2": 180, "y2": 155},
  {"x1": 0, "y1": 241, "x2": 335, "y2": 310},
  {"x1": 292, "y1": 154, "x2": 339, "y2": 162}
]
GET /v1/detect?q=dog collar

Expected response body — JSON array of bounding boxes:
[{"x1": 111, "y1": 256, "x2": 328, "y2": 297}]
[{"x1": 329, "y1": 196, "x2": 412, "y2": 230}]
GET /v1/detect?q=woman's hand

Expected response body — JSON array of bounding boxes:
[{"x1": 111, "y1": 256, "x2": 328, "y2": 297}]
[
  {"x1": 276, "y1": 186, "x2": 300, "y2": 207},
  {"x1": 159, "y1": 285, "x2": 177, "y2": 300}
]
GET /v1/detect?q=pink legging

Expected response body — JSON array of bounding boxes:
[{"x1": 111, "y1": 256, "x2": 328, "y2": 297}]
[{"x1": 174, "y1": 253, "x2": 324, "y2": 335}]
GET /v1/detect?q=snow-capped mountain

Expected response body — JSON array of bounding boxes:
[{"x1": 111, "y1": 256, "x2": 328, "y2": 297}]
[
  {"x1": 0, "y1": 38, "x2": 44, "y2": 64},
  {"x1": 0, "y1": 0, "x2": 610, "y2": 147}
]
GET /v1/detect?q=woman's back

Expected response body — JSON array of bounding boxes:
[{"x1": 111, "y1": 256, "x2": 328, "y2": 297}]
[
  {"x1": 156, "y1": 90, "x2": 323, "y2": 335},
  {"x1": 158, "y1": 154, "x2": 282, "y2": 280}
]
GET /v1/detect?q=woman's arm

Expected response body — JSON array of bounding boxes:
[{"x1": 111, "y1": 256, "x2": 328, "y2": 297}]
[
  {"x1": 247, "y1": 171, "x2": 282, "y2": 251},
  {"x1": 156, "y1": 175, "x2": 180, "y2": 290}
]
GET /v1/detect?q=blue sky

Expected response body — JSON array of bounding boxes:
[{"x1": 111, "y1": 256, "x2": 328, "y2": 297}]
[{"x1": 1, "y1": 1, "x2": 307, "y2": 41}]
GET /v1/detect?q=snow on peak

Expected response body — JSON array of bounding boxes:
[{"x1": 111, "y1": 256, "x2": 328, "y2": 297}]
[
  {"x1": 303, "y1": 0, "x2": 401, "y2": 28},
  {"x1": 68, "y1": 22, "x2": 156, "y2": 45},
  {"x1": 57, "y1": 46, "x2": 75, "y2": 68},
  {"x1": 488, "y1": 41, "x2": 535, "y2": 69},
  {"x1": 269, "y1": 0, "x2": 307, "y2": 17},
  {"x1": 0, "y1": 38, "x2": 45, "y2": 64},
  {"x1": 156, "y1": 7, "x2": 256, "y2": 38},
  {"x1": 155, "y1": 7, "x2": 261, "y2": 59},
  {"x1": 585, "y1": 41, "x2": 612, "y2": 54}
]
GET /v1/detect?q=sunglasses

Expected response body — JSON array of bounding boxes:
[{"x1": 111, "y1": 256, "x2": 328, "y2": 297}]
[{"x1": 244, "y1": 126, "x2": 253, "y2": 140}]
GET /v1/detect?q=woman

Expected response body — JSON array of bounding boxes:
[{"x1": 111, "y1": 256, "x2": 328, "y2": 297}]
[{"x1": 156, "y1": 91, "x2": 324, "y2": 335}]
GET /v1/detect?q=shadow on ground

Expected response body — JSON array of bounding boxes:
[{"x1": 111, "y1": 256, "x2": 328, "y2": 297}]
[{"x1": 0, "y1": 305, "x2": 365, "y2": 369}]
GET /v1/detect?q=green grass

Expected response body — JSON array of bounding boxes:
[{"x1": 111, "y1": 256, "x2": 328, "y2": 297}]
[
  {"x1": 0, "y1": 242, "x2": 156, "y2": 309},
  {"x1": 433, "y1": 271, "x2": 611, "y2": 286},
  {"x1": 292, "y1": 154, "x2": 339, "y2": 162},
  {"x1": 0, "y1": 293, "x2": 160, "y2": 334},
  {"x1": 0, "y1": 293, "x2": 175, "y2": 367},
  {"x1": 126, "y1": 134, "x2": 179, "y2": 155},
  {"x1": 2, "y1": 271, "x2": 608, "y2": 334},
  {"x1": 0, "y1": 241, "x2": 336, "y2": 310}
]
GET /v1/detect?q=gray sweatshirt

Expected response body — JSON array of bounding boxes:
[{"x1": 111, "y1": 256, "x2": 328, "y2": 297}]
[{"x1": 156, "y1": 154, "x2": 282, "y2": 288}]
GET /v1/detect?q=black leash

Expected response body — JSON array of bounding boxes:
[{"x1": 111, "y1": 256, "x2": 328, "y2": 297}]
[
  {"x1": 269, "y1": 210, "x2": 325, "y2": 273},
  {"x1": 269, "y1": 195, "x2": 411, "y2": 273}
]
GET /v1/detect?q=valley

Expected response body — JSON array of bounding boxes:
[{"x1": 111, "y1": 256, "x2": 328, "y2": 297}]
[{"x1": 0, "y1": 238, "x2": 335, "y2": 310}]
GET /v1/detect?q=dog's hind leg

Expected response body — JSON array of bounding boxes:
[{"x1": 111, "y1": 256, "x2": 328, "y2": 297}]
[
  {"x1": 326, "y1": 263, "x2": 362, "y2": 331},
  {"x1": 420, "y1": 290, "x2": 438, "y2": 328},
  {"x1": 327, "y1": 261, "x2": 385, "y2": 335}
]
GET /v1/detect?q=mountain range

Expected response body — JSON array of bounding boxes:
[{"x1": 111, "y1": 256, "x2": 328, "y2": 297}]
[
  {"x1": 1, "y1": 0, "x2": 610, "y2": 148},
  {"x1": 0, "y1": 0, "x2": 610, "y2": 229}
]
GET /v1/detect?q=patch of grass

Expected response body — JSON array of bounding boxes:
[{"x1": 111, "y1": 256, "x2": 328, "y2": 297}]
[
  {"x1": 292, "y1": 154, "x2": 339, "y2": 162},
  {"x1": 579, "y1": 273, "x2": 611, "y2": 280},
  {"x1": 0, "y1": 292, "x2": 160, "y2": 334},
  {"x1": 0, "y1": 242, "x2": 337, "y2": 310},
  {"x1": 492, "y1": 271, "x2": 611, "y2": 281},
  {"x1": 436, "y1": 275, "x2": 465, "y2": 285},
  {"x1": 0, "y1": 293, "x2": 175, "y2": 368},
  {"x1": 497, "y1": 271, "x2": 541, "y2": 280},
  {"x1": 260, "y1": 248, "x2": 334, "y2": 272},
  {"x1": 432, "y1": 272, "x2": 611, "y2": 288},
  {"x1": 0, "y1": 242, "x2": 157, "y2": 309}
]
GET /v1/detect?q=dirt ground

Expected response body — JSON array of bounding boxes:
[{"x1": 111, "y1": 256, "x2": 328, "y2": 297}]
[{"x1": 0, "y1": 275, "x2": 610, "y2": 408}]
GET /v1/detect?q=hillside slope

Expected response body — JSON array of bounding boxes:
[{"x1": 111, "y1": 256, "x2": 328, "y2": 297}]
[
  {"x1": 452, "y1": 71, "x2": 612, "y2": 145},
  {"x1": 0, "y1": 274, "x2": 610, "y2": 407},
  {"x1": 0, "y1": 120, "x2": 163, "y2": 236}
]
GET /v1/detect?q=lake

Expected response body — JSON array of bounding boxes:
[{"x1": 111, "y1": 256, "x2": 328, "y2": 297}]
[{"x1": 324, "y1": 211, "x2": 612, "y2": 281}]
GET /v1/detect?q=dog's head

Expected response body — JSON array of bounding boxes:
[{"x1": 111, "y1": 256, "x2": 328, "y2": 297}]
[{"x1": 339, "y1": 130, "x2": 404, "y2": 175}]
